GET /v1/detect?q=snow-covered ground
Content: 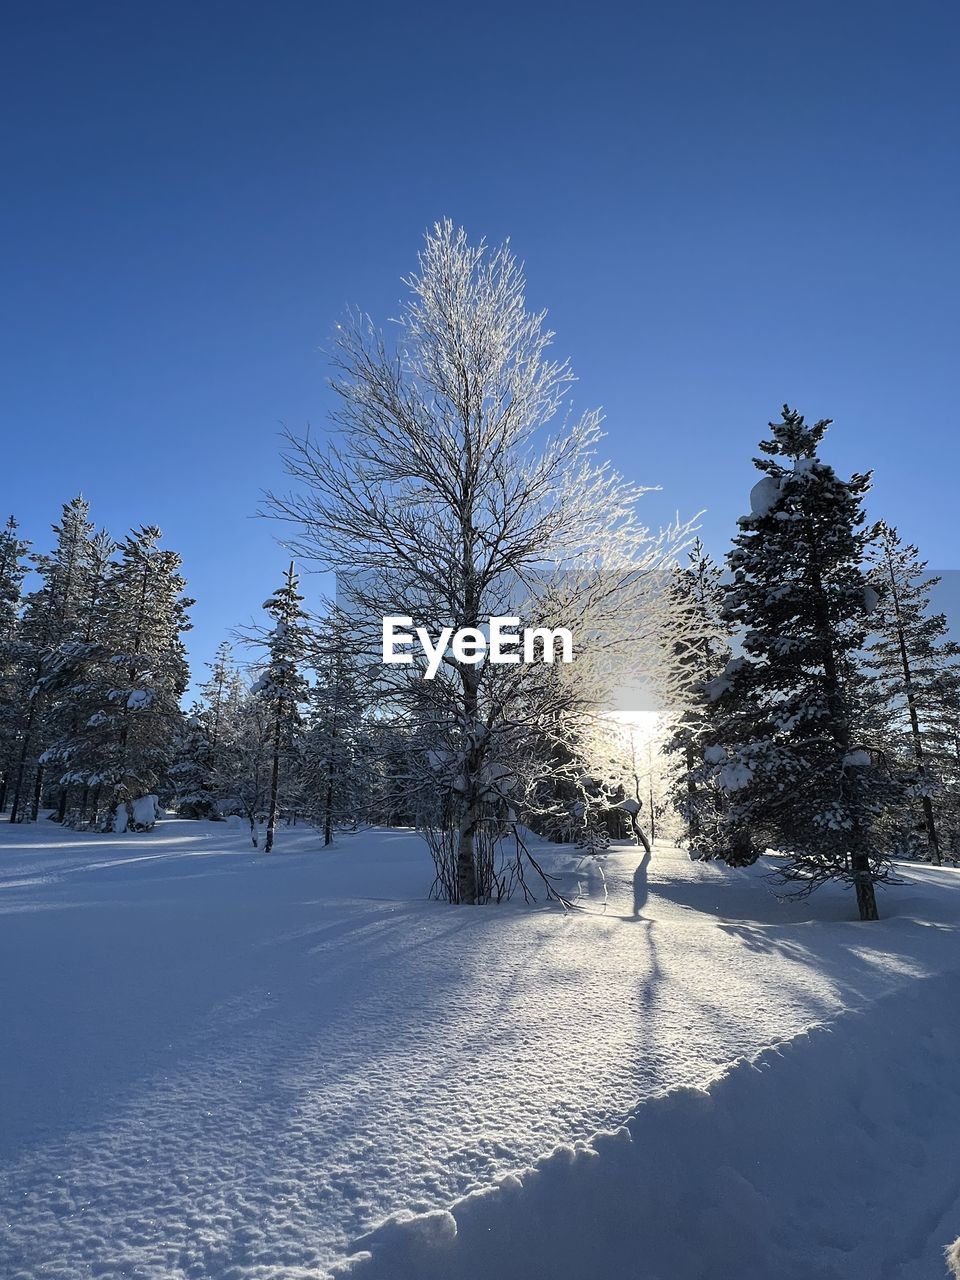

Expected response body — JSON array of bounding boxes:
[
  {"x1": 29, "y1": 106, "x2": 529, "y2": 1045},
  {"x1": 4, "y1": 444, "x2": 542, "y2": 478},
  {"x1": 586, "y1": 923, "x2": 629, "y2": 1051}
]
[{"x1": 1, "y1": 818, "x2": 959, "y2": 1279}]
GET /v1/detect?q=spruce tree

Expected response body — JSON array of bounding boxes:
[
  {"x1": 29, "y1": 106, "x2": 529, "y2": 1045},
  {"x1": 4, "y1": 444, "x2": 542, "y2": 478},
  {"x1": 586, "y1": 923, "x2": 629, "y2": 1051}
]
[
  {"x1": 662, "y1": 540, "x2": 733, "y2": 857},
  {"x1": 303, "y1": 607, "x2": 372, "y2": 845},
  {"x1": 41, "y1": 527, "x2": 117, "y2": 823},
  {"x1": 253, "y1": 563, "x2": 309, "y2": 853},
  {"x1": 59, "y1": 526, "x2": 192, "y2": 828},
  {"x1": 9, "y1": 496, "x2": 96, "y2": 822},
  {"x1": 865, "y1": 524, "x2": 960, "y2": 864},
  {"x1": 0, "y1": 516, "x2": 30, "y2": 813},
  {"x1": 169, "y1": 641, "x2": 244, "y2": 819},
  {"x1": 705, "y1": 407, "x2": 900, "y2": 920}
]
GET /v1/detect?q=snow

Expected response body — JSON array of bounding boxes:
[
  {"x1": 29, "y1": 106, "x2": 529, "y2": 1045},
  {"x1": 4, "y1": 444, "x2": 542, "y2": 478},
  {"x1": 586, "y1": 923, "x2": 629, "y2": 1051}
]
[
  {"x1": 130, "y1": 793, "x2": 160, "y2": 828},
  {"x1": 748, "y1": 474, "x2": 781, "y2": 517},
  {"x1": 843, "y1": 749, "x2": 873, "y2": 768},
  {"x1": 718, "y1": 759, "x2": 753, "y2": 791},
  {"x1": 335, "y1": 970, "x2": 960, "y2": 1280},
  {"x1": 1, "y1": 819, "x2": 959, "y2": 1278}
]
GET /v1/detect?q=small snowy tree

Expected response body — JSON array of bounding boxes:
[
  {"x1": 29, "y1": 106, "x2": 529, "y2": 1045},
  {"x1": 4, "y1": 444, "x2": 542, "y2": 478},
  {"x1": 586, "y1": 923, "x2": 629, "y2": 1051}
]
[
  {"x1": 169, "y1": 641, "x2": 245, "y2": 819},
  {"x1": 302, "y1": 606, "x2": 374, "y2": 844},
  {"x1": 212, "y1": 683, "x2": 274, "y2": 845},
  {"x1": 704, "y1": 407, "x2": 902, "y2": 920},
  {"x1": 252, "y1": 563, "x2": 310, "y2": 853}
]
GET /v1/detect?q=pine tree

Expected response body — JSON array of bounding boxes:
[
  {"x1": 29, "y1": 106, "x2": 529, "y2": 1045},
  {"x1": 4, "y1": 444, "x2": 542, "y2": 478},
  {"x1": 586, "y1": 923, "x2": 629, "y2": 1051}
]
[
  {"x1": 169, "y1": 641, "x2": 244, "y2": 819},
  {"x1": 41, "y1": 528, "x2": 117, "y2": 823},
  {"x1": 217, "y1": 687, "x2": 273, "y2": 846},
  {"x1": 8, "y1": 496, "x2": 97, "y2": 822},
  {"x1": 705, "y1": 407, "x2": 901, "y2": 920},
  {"x1": 925, "y1": 660, "x2": 960, "y2": 857},
  {"x1": 57, "y1": 526, "x2": 192, "y2": 828},
  {"x1": 0, "y1": 516, "x2": 30, "y2": 813},
  {"x1": 662, "y1": 540, "x2": 733, "y2": 857},
  {"x1": 864, "y1": 524, "x2": 960, "y2": 864},
  {"x1": 253, "y1": 563, "x2": 309, "y2": 853},
  {"x1": 303, "y1": 607, "x2": 373, "y2": 845}
]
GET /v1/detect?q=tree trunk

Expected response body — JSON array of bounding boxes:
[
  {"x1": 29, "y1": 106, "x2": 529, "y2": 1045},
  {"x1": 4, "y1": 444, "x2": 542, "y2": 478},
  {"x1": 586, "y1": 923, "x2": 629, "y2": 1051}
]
[
  {"x1": 630, "y1": 810, "x2": 652, "y2": 855},
  {"x1": 31, "y1": 763, "x2": 44, "y2": 821},
  {"x1": 456, "y1": 817, "x2": 479, "y2": 904},
  {"x1": 9, "y1": 701, "x2": 37, "y2": 822},
  {"x1": 323, "y1": 771, "x2": 334, "y2": 846},
  {"x1": 853, "y1": 856, "x2": 880, "y2": 920},
  {"x1": 685, "y1": 744, "x2": 699, "y2": 842},
  {"x1": 264, "y1": 708, "x2": 281, "y2": 854}
]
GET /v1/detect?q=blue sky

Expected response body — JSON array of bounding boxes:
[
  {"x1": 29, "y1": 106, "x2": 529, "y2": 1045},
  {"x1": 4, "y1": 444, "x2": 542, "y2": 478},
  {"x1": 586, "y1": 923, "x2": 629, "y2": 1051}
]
[{"x1": 3, "y1": 0, "x2": 958, "y2": 687}]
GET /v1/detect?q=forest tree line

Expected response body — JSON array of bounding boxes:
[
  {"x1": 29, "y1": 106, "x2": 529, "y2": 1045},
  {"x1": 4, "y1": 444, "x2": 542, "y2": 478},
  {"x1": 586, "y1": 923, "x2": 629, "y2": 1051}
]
[{"x1": 3, "y1": 225, "x2": 959, "y2": 925}]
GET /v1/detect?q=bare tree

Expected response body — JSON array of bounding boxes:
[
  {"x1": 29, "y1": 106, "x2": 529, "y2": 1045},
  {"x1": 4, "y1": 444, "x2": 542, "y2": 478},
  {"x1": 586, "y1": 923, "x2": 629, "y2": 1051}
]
[{"x1": 269, "y1": 221, "x2": 692, "y2": 902}]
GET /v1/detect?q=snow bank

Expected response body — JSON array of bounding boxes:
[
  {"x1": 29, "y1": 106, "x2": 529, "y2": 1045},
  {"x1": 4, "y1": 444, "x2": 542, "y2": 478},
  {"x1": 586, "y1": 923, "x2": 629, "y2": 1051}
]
[{"x1": 334, "y1": 971, "x2": 960, "y2": 1280}]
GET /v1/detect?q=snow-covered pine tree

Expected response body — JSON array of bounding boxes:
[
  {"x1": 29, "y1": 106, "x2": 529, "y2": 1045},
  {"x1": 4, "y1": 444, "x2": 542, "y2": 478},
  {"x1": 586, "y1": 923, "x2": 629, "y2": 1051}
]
[
  {"x1": 0, "y1": 516, "x2": 30, "y2": 813},
  {"x1": 864, "y1": 524, "x2": 960, "y2": 864},
  {"x1": 253, "y1": 563, "x2": 309, "y2": 853},
  {"x1": 662, "y1": 540, "x2": 733, "y2": 857},
  {"x1": 925, "y1": 660, "x2": 960, "y2": 858},
  {"x1": 66, "y1": 526, "x2": 192, "y2": 829},
  {"x1": 303, "y1": 606, "x2": 373, "y2": 845},
  {"x1": 215, "y1": 685, "x2": 274, "y2": 845},
  {"x1": 8, "y1": 496, "x2": 97, "y2": 822},
  {"x1": 169, "y1": 641, "x2": 244, "y2": 818},
  {"x1": 41, "y1": 527, "x2": 117, "y2": 823},
  {"x1": 705, "y1": 407, "x2": 900, "y2": 920}
]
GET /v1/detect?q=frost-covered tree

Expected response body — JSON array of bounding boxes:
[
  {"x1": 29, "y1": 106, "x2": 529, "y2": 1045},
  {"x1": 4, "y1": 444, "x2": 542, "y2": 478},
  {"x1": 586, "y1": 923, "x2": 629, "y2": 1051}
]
[
  {"x1": 704, "y1": 407, "x2": 902, "y2": 920},
  {"x1": 0, "y1": 516, "x2": 30, "y2": 813},
  {"x1": 269, "y1": 221, "x2": 690, "y2": 902},
  {"x1": 169, "y1": 641, "x2": 245, "y2": 818},
  {"x1": 253, "y1": 563, "x2": 310, "y2": 853},
  {"x1": 924, "y1": 662, "x2": 960, "y2": 858},
  {"x1": 209, "y1": 681, "x2": 274, "y2": 845},
  {"x1": 662, "y1": 541, "x2": 733, "y2": 856},
  {"x1": 864, "y1": 524, "x2": 960, "y2": 864},
  {"x1": 302, "y1": 606, "x2": 374, "y2": 844}
]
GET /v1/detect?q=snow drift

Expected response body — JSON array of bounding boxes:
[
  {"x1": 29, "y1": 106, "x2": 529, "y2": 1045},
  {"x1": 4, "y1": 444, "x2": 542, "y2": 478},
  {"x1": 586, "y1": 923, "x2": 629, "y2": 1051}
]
[{"x1": 335, "y1": 971, "x2": 960, "y2": 1280}]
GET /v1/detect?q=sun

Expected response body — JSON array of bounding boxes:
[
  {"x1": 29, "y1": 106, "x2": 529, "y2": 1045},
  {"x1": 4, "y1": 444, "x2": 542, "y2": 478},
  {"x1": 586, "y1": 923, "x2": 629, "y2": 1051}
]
[{"x1": 606, "y1": 708, "x2": 663, "y2": 746}]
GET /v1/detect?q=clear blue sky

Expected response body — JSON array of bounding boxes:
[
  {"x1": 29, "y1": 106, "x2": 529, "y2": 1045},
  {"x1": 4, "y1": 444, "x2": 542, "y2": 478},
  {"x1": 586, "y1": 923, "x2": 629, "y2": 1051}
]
[{"x1": 3, "y1": 0, "x2": 958, "y2": 688}]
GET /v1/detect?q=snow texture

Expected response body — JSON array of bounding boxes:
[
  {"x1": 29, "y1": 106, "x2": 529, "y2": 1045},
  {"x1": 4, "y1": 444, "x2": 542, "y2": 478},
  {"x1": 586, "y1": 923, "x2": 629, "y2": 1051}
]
[
  {"x1": 748, "y1": 474, "x2": 781, "y2": 517},
  {"x1": 1, "y1": 820, "x2": 959, "y2": 1278},
  {"x1": 335, "y1": 971, "x2": 960, "y2": 1280}
]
